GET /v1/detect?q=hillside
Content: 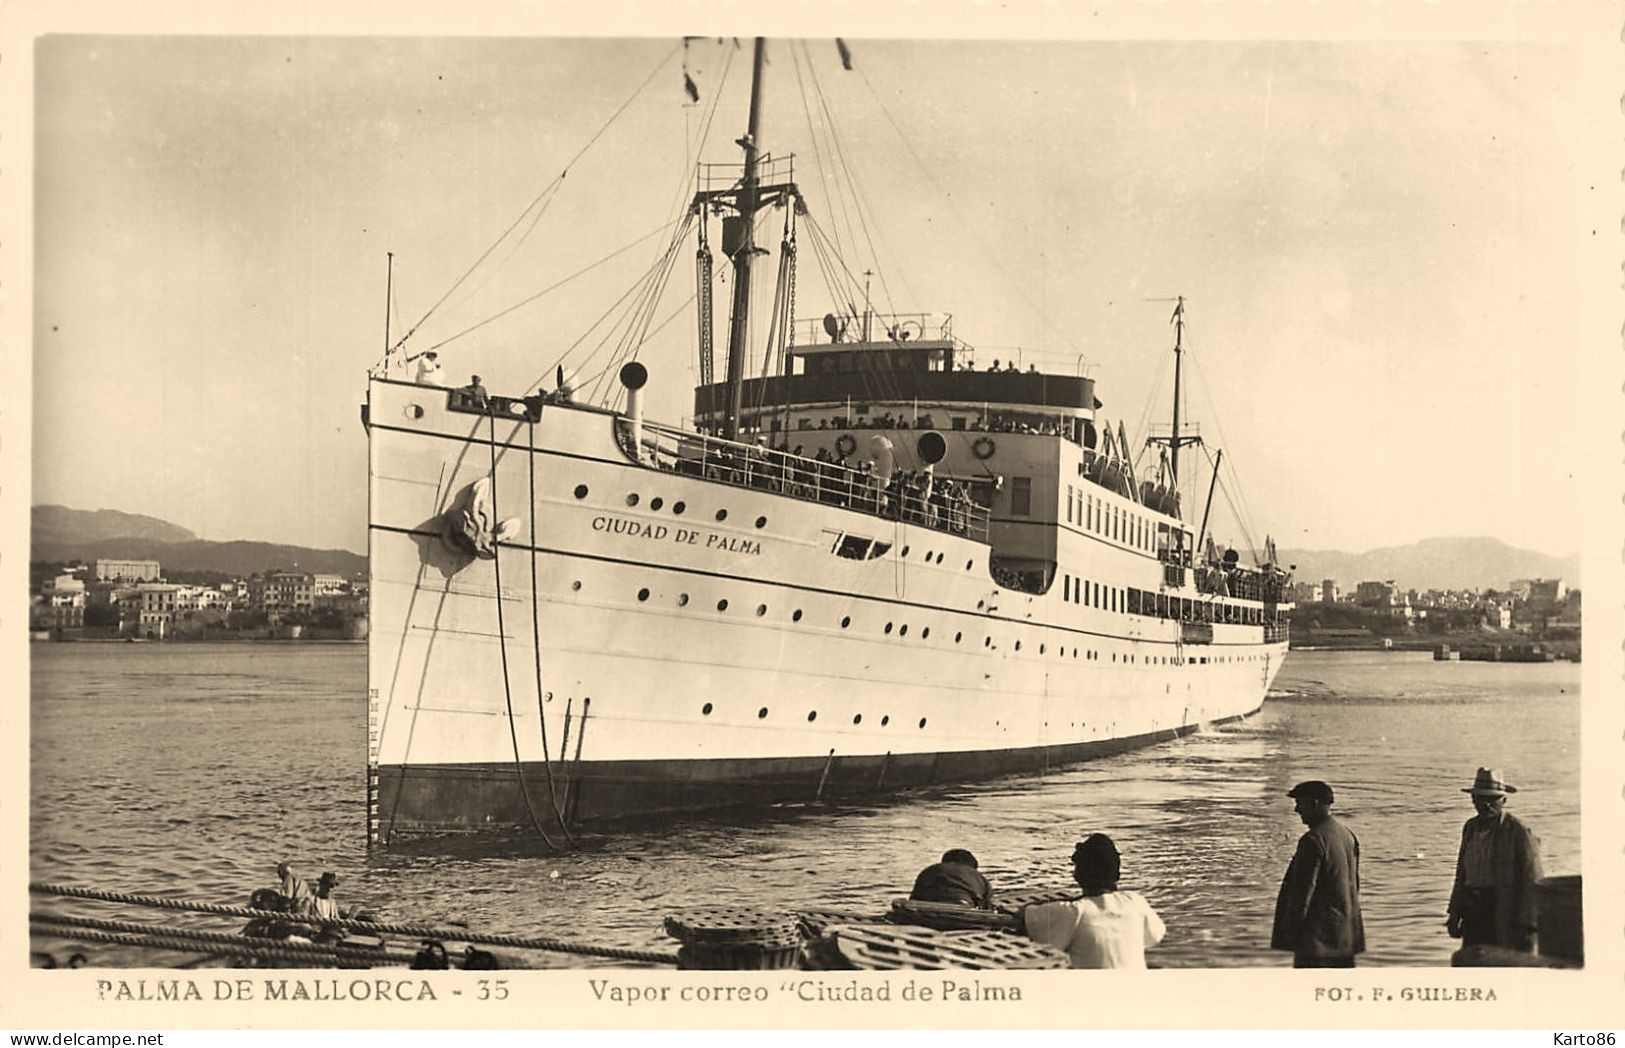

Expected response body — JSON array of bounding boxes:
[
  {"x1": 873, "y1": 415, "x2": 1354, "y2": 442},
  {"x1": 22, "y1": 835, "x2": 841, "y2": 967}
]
[
  {"x1": 1278, "y1": 536, "x2": 1580, "y2": 593},
  {"x1": 31, "y1": 506, "x2": 365, "y2": 577}
]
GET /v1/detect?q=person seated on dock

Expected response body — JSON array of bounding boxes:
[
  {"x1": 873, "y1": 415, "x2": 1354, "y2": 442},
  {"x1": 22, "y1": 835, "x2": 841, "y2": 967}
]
[
  {"x1": 909, "y1": 848, "x2": 994, "y2": 910},
  {"x1": 1023, "y1": 834, "x2": 1166, "y2": 969}
]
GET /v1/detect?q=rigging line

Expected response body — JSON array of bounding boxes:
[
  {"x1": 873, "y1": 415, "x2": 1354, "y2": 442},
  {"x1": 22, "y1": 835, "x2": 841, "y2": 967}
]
[
  {"x1": 853, "y1": 60, "x2": 1088, "y2": 360},
  {"x1": 391, "y1": 41, "x2": 683, "y2": 355},
  {"x1": 527, "y1": 417, "x2": 574, "y2": 841},
  {"x1": 787, "y1": 43, "x2": 844, "y2": 263},
  {"x1": 431, "y1": 217, "x2": 680, "y2": 355},
  {"x1": 566, "y1": 213, "x2": 697, "y2": 403},
  {"x1": 803, "y1": 44, "x2": 901, "y2": 315},
  {"x1": 802, "y1": 44, "x2": 920, "y2": 327},
  {"x1": 605, "y1": 291, "x2": 701, "y2": 415},
  {"x1": 1187, "y1": 349, "x2": 1263, "y2": 552},
  {"x1": 536, "y1": 213, "x2": 696, "y2": 394},
  {"x1": 487, "y1": 412, "x2": 563, "y2": 849},
  {"x1": 792, "y1": 42, "x2": 862, "y2": 274},
  {"x1": 588, "y1": 225, "x2": 692, "y2": 405},
  {"x1": 443, "y1": 180, "x2": 567, "y2": 317}
]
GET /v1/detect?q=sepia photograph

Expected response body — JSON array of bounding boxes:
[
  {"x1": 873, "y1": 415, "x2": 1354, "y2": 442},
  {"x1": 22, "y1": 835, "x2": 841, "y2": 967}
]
[{"x1": 5, "y1": 1, "x2": 1619, "y2": 1033}]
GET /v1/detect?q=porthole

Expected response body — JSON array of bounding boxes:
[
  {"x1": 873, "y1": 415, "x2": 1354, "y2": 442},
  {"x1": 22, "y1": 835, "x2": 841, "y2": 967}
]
[
  {"x1": 717, "y1": 599, "x2": 729, "y2": 612},
  {"x1": 954, "y1": 631, "x2": 962, "y2": 643},
  {"x1": 573, "y1": 484, "x2": 589, "y2": 499},
  {"x1": 650, "y1": 497, "x2": 664, "y2": 511},
  {"x1": 853, "y1": 714, "x2": 863, "y2": 725},
  {"x1": 840, "y1": 616, "x2": 851, "y2": 628},
  {"x1": 1039, "y1": 643, "x2": 1046, "y2": 654},
  {"x1": 702, "y1": 702, "x2": 713, "y2": 716},
  {"x1": 636, "y1": 588, "x2": 650, "y2": 602},
  {"x1": 881, "y1": 715, "x2": 890, "y2": 726},
  {"x1": 936, "y1": 553, "x2": 945, "y2": 564},
  {"x1": 925, "y1": 550, "x2": 933, "y2": 561},
  {"x1": 899, "y1": 624, "x2": 909, "y2": 637},
  {"x1": 901, "y1": 545, "x2": 910, "y2": 557},
  {"x1": 884, "y1": 622, "x2": 894, "y2": 635},
  {"x1": 571, "y1": 580, "x2": 582, "y2": 592},
  {"x1": 922, "y1": 627, "x2": 931, "y2": 639},
  {"x1": 756, "y1": 604, "x2": 767, "y2": 617},
  {"x1": 626, "y1": 493, "x2": 640, "y2": 507},
  {"x1": 1015, "y1": 640, "x2": 1022, "y2": 651},
  {"x1": 918, "y1": 717, "x2": 928, "y2": 729},
  {"x1": 406, "y1": 404, "x2": 424, "y2": 419},
  {"x1": 807, "y1": 711, "x2": 817, "y2": 722},
  {"x1": 966, "y1": 560, "x2": 974, "y2": 570},
  {"x1": 716, "y1": 509, "x2": 728, "y2": 522},
  {"x1": 792, "y1": 609, "x2": 803, "y2": 622},
  {"x1": 984, "y1": 637, "x2": 992, "y2": 648},
  {"x1": 677, "y1": 593, "x2": 689, "y2": 606},
  {"x1": 673, "y1": 501, "x2": 686, "y2": 515},
  {"x1": 755, "y1": 516, "x2": 768, "y2": 528},
  {"x1": 757, "y1": 707, "x2": 768, "y2": 719}
]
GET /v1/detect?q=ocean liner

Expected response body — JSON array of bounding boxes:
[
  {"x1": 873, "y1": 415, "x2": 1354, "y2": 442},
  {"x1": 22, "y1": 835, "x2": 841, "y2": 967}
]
[{"x1": 363, "y1": 40, "x2": 1292, "y2": 841}]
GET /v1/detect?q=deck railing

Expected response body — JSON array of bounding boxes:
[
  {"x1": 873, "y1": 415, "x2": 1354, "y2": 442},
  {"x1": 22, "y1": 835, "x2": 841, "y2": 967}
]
[{"x1": 616, "y1": 417, "x2": 990, "y2": 542}]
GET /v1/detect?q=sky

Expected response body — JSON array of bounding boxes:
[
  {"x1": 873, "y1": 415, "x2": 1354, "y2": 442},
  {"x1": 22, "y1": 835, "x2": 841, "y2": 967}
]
[{"x1": 24, "y1": 30, "x2": 1601, "y2": 558}]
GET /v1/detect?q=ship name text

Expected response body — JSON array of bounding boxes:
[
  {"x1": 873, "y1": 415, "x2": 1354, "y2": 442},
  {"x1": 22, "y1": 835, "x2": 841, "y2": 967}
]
[{"x1": 591, "y1": 515, "x2": 761, "y2": 556}]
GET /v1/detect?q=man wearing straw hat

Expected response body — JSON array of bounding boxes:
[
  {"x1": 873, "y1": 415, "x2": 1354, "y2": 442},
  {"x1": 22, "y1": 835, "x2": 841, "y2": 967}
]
[{"x1": 1447, "y1": 767, "x2": 1542, "y2": 952}]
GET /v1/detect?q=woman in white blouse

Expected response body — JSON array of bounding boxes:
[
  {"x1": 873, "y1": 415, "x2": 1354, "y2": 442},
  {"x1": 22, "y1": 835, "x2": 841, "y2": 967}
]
[{"x1": 1023, "y1": 834, "x2": 1167, "y2": 968}]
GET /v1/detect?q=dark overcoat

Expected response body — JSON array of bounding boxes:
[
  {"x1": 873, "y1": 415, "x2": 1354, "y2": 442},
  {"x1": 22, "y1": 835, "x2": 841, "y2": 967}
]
[
  {"x1": 1271, "y1": 814, "x2": 1366, "y2": 959},
  {"x1": 1447, "y1": 811, "x2": 1541, "y2": 950}
]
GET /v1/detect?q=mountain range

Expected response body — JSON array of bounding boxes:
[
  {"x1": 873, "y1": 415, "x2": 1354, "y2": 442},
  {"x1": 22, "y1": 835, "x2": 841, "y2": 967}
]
[
  {"x1": 1277, "y1": 536, "x2": 1579, "y2": 593},
  {"x1": 31, "y1": 505, "x2": 1577, "y2": 592},
  {"x1": 31, "y1": 505, "x2": 366, "y2": 577}
]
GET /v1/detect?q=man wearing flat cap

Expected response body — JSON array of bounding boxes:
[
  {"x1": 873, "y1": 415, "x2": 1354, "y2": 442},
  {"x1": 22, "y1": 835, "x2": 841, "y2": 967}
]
[
  {"x1": 1271, "y1": 780, "x2": 1365, "y2": 967},
  {"x1": 1446, "y1": 768, "x2": 1542, "y2": 952}
]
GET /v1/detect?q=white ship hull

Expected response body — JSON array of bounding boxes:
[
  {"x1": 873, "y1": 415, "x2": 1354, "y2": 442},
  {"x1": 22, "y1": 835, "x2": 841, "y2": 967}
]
[{"x1": 365, "y1": 377, "x2": 1288, "y2": 838}]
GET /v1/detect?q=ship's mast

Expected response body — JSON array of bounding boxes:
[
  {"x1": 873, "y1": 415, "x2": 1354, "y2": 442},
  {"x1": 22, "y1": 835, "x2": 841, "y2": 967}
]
[
  {"x1": 1169, "y1": 295, "x2": 1186, "y2": 483},
  {"x1": 721, "y1": 38, "x2": 767, "y2": 442},
  {"x1": 691, "y1": 38, "x2": 800, "y2": 441}
]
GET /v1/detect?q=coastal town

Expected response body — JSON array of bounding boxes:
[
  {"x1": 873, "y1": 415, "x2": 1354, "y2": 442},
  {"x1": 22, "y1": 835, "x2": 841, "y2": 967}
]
[
  {"x1": 27, "y1": 557, "x2": 369, "y2": 640},
  {"x1": 27, "y1": 553, "x2": 1577, "y2": 655}
]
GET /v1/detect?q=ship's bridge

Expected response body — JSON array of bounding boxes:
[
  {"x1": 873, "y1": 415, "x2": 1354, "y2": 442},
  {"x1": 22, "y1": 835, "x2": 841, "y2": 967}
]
[{"x1": 692, "y1": 313, "x2": 1099, "y2": 440}]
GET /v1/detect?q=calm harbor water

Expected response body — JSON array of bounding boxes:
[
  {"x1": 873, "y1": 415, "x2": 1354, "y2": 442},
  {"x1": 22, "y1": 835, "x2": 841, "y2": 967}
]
[{"x1": 30, "y1": 642, "x2": 1580, "y2": 968}]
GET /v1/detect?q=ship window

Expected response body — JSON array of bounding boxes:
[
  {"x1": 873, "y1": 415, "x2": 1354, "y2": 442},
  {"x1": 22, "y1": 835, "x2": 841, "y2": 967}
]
[
  {"x1": 984, "y1": 636, "x2": 992, "y2": 647},
  {"x1": 966, "y1": 560, "x2": 974, "y2": 571},
  {"x1": 574, "y1": 484, "x2": 589, "y2": 499},
  {"x1": 919, "y1": 718, "x2": 928, "y2": 729},
  {"x1": 954, "y1": 632, "x2": 963, "y2": 643},
  {"x1": 756, "y1": 604, "x2": 767, "y2": 616},
  {"x1": 702, "y1": 703, "x2": 713, "y2": 715},
  {"x1": 935, "y1": 553, "x2": 944, "y2": 564},
  {"x1": 637, "y1": 588, "x2": 650, "y2": 602},
  {"x1": 626, "y1": 493, "x2": 640, "y2": 507},
  {"x1": 899, "y1": 625, "x2": 909, "y2": 637},
  {"x1": 793, "y1": 609, "x2": 803, "y2": 621},
  {"x1": 755, "y1": 516, "x2": 768, "y2": 528},
  {"x1": 716, "y1": 509, "x2": 728, "y2": 522},
  {"x1": 758, "y1": 707, "x2": 768, "y2": 718},
  {"x1": 571, "y1": 580, "x2": 582, "y2": 591},
  {"x1": 840, "y1": 615, "x2": 851, "y2": 628},
  {"x1": 922, "y1": 627, "x2": 930, "y2": 639},
  {"x1": 870, "y1": 542, "x2": 893, "y2": 559},
  {"x1": 650, "y1": 497, "x2": 664, "y2": 511},
  {"x1": 885, "y1": 622, "x2": 894, "y2": 634},
  {"x1": 1040, "y1": 644, "x2": 1046, "y2": 654},
  {"x1": 1066, "y1": 485, "x2": 1074, "y2": 523},
  {"x1": 717, "y1": 599, "x2": 729, "y2": 612},
  {"x1": 853, "y1": 714, "x2": 863, "y2": 724},
  {"x1": 901, "y1": 545, "x2": 911, "y2": 557},
  {"x1": 1015, "y1": 639, "x2": 1022, "y2": 651},
  {"x1": 952, "y1": 417, "x2": 966, "y2": 430},
  {"x1": 1011, "y1": 477, "x2": 1032, "y2": 517},
  {"x1": 881, "y1": 716, "x2": 890, "y2": 726},
  {"x1": 677, "y1": 593, "x2": 689, "y2": 606},
  {"x1": 673, "y1": 501, "x2": 686, "y2": 515},
  {"x1": 836, "y1": 535, "x2": 872, "y2": 559},
  {"x1": 807, "y1": 711, "x2": 817, "y2": 722}
]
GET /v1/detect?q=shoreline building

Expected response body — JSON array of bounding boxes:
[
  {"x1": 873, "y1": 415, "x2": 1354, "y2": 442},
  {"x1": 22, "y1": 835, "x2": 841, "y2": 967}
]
[{"x1": 95, "y1": 558, "x2": 161, "y2": 582}]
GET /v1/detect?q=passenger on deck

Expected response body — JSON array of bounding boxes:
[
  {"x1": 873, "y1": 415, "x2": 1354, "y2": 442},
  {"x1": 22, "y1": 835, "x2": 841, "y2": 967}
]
[
  {"x1": 466, "y1": 375, "x2": 488, "y2": 410},
  {"x1": 988, "y1": 359, "x2": 1001, "y2": 372},
  {"x1": 910, "y1": 848, "x2": 994, "y2": 909},
  {"x1": 412, "y1": 351, "x2": 444, "y2": 386},
  {"x1": 1023, "y1": 834, "x2": 1166, "y2": 968}
]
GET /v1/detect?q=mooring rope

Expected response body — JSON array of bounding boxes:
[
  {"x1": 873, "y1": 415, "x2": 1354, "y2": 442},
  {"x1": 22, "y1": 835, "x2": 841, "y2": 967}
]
[
  {"x1": 30, "y1": 884, "x2": 679, "y2": 965},
  {"x1": 31, "y1": 913, "x2": 423, "y2": 966},
  {"x1": 31, "y1": 925, "x2": 423, "y2": 969}
]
